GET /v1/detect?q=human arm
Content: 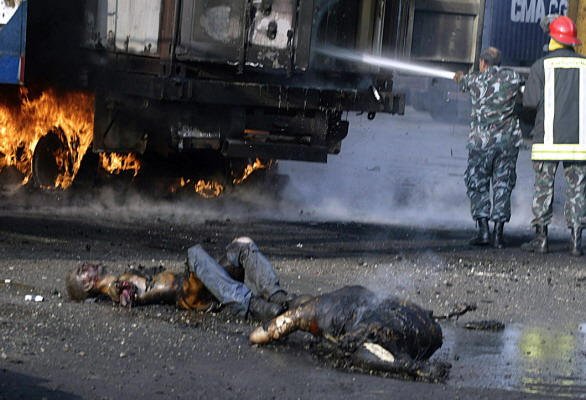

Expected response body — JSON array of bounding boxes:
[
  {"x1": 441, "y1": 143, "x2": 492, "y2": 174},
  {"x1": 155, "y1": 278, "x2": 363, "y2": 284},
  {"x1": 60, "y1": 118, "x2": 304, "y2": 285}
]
[
  {"x1": 249, "y1": 298, "x2": 318, "y2": 344},
  {"x1": 350, "y1": 344, "x2": 450, "y2": 382},
  {"x1": 454, "y1": 70, "x2": 472, "y2": 92},
  {"x1": 523, "y1": 61, "x2": 543, "y2": 109}
]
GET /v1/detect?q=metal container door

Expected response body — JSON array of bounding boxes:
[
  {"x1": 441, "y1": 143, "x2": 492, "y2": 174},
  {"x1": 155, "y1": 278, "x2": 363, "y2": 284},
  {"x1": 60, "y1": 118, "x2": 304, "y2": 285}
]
[
  {"x1": 408, "y1": 0, "x2": 485, "y2": 71},
  {"x1": 246, "y1": 0, "x2": 297, "y2": 70},
  {"x1": 176, "y1": 0, "x2": 246, "y2": 64}
]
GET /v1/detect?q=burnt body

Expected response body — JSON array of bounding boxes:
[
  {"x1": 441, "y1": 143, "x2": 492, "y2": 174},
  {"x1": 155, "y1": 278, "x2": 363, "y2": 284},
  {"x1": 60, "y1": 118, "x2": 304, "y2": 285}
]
[
  {"x1": 66, "y1": 237, "x2": 287, "y2": 320},
  {"x1": 250, "y1": 286, "x2": 447, "y2": 381},
  {"x1": 66, "y1": 263, "x2": 217, "y2": 311}
]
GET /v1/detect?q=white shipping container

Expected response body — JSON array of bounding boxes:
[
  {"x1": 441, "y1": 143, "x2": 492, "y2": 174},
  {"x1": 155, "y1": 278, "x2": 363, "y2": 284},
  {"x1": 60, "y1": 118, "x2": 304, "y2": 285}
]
[
  {"x1": 0, "y1": 0, "x2": 22, "y2": 25},
  {"x1": 92, "y1": 0, "x2": 161, "y2": 55}
]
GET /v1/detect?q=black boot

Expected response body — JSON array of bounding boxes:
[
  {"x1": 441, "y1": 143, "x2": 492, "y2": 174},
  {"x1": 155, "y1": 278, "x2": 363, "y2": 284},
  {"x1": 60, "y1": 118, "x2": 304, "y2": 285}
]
[
  {"x1": 570, "y1": 227, "x2": 583, "y2": 257},
  {"x1": 492, "y1": 221, "x2": 505, "y2": 249},
  {"x1": 521, "y1": 225, "x2": 548, "y2": 253},
  {"x1": 248, "y1": 295, "x2": 284, "y2": 321},
  {"x1": 469, "y1": 218, "x2": 490, "y2": 246}
]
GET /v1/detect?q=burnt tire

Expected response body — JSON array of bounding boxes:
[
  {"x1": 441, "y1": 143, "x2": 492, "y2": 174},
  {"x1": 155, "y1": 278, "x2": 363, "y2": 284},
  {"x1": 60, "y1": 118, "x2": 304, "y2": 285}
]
[{"x1": 32, "y1": 128, "x2": 72, "y2": 189}]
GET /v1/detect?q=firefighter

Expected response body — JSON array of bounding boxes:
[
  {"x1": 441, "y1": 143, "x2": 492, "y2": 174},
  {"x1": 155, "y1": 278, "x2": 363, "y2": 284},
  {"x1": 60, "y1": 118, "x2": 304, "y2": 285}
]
[
  {"x1": 521, "y1": 16, "x2": 586, "y2": 256},
  {"x1": 454, "y1": 47, "x2": 523, "y2": 248},
  {"x1": 66, "y1": 237, "x2": 292, "y2": 320}
]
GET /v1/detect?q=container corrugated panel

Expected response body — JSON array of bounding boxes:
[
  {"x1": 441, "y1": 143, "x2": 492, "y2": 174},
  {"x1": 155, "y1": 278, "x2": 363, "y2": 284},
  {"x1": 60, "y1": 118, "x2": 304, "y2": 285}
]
[
  {"x1": 483, "y1": 0, "x2": 568, "y2": 66},
  {"x1": 0, "y1": 0, "x2": 26, "y2": 84}
]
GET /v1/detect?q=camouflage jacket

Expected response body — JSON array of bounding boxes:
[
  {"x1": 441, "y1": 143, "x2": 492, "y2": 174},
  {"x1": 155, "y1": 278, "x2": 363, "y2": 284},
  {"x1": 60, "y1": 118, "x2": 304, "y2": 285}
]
[{"x1": 459, "y1": 66, "x2": 522, "y2": 150}]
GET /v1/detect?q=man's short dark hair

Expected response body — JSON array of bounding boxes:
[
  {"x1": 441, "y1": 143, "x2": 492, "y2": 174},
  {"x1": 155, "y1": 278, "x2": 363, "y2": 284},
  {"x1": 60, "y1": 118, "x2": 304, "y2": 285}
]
[{"x1": 480, "y1": 47, "x2": 501, "y2": 66}]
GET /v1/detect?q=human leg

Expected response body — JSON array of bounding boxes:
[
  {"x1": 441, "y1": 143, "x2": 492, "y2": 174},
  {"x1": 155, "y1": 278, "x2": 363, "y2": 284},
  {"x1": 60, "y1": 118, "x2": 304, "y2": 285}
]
[
  {"x1": 521, "y1": 161, "x2": 557, "y2": 253},
  {"x1": 187, "y1": 244, "x2": 252, "y2": 316},
  {"x1": 465, "y1": 148, "x2": 493, "y2": 245},
  {"x1": 491, "y1": 144, "x2": 518, "y2": 222},
  {"x1": 225, "y1": 237, "x2": 285, "y2": 301},
  {"x1": 188, "y1": 244, "x2": 282, "y2": 319},
  {"x1": 249, "y1": 299, "x2": 317, "y2": 344},
  {"x1": 490, "y1": 145, "x2": 519, "y2": 248},
  {"x1": 562, "y1": 162, "x2": 586, "y2": 256},
  {"x1": 530, "y1": 161, "x2": 558, "y2": 227}
]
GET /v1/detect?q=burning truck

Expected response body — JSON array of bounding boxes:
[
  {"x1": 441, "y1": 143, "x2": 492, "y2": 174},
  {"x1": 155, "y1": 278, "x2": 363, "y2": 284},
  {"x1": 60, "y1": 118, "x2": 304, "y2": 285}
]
[{"x1": 0, "y1": 0, "x2": 483, "y2": 193}]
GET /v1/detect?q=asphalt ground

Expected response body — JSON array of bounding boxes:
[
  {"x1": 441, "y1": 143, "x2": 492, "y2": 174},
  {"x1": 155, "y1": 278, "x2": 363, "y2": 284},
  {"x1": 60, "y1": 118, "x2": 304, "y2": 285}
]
[{"x1": 0, "y1": 109, "x2": 584, "y2": 399}]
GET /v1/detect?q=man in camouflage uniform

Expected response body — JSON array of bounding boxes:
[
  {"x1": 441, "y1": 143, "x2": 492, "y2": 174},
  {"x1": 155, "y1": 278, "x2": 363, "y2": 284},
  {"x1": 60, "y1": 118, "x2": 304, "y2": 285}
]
[
  {"x1": 454, "y1": 47, "x2": 523, "y2": 248},
  {"x1": 521, "y1": 16, "x2": 586, "y2": 256}
]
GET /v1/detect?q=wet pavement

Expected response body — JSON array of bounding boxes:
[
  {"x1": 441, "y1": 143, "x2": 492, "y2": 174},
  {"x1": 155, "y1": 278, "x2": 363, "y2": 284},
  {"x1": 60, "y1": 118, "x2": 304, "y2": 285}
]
[{"x1": 442, "y1": 323, "x2": 586, "y2": 397}]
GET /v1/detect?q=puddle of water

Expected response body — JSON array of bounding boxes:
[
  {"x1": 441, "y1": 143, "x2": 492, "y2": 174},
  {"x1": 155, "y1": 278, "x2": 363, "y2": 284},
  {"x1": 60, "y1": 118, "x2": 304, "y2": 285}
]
[{"x1": 439, "y1": 322, "x2": 586, "y2": 398}]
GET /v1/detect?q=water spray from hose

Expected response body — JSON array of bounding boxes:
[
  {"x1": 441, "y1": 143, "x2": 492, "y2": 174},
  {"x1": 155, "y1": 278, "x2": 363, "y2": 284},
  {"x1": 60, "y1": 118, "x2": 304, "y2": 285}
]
[{"x1": 316, "y1": 46, "x2": 456, "y2": 80}]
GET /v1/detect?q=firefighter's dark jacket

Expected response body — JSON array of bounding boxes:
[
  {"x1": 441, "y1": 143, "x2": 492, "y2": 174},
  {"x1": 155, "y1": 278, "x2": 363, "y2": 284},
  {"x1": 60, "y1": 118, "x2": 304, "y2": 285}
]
[{"x1": 524, "y1": 48, "x2": 586, "y2": 160}]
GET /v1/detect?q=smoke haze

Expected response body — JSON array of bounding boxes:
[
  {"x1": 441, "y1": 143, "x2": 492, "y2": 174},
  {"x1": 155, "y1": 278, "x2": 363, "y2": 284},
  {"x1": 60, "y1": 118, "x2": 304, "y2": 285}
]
[
  {"x1": 0, "y1": 108, "x2": 570, "y2": 235},
  {"x1": 279, "y1": 110, "x2": 538, "y2": 231}
]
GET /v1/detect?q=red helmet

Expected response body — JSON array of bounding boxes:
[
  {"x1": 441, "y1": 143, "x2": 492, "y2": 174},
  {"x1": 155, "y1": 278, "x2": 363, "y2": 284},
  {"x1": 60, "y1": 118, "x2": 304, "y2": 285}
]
[{"x1": 549, "y1": 16, "x2": 581, "y2": 46}]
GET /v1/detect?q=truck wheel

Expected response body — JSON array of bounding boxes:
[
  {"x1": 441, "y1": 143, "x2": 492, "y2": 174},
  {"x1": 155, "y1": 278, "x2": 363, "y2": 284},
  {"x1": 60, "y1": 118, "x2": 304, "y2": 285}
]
[{"x1": 32, "y1": 128, "x2": 73, "y2": 189}]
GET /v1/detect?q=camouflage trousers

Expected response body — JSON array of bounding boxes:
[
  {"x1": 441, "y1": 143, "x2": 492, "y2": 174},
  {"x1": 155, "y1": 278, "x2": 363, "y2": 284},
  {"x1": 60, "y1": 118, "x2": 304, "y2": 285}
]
[
  {"x1": 465, "y1": 143, "x2": 519, "y2": 222},
  {"x1": 529, "y1": 161, "x2": 586, "y2": 228}
]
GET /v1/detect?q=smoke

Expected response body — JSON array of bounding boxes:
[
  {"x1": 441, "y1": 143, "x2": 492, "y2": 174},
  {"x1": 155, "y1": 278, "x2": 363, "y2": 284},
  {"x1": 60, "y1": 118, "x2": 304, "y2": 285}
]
[
  {"x1": 278, "y1": 111, "x2": 536, "y2": 230},
  {"x1": 0, "y1": 108, "x2": 561, "y2": 235}
]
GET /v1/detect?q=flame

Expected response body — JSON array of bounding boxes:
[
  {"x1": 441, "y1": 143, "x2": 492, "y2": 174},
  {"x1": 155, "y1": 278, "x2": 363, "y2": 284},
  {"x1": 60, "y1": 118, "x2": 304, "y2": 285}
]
[
  {"x1": 168, "y1": 158, "x2": 270, "y2": 198},
  {"x1": 0, "y1": 88, "x2": 94, "y2": 189},
  {"x1": 171, "y1": 177, "x2": 224, "y2": 198},
  {"x1": 99, "y1": 153, "x2": 141, "y2": 177},
  {"x1": 195, "y1": 179, "x2": 224, "y2": 198},
  {"x1": 233, "y1": 158, "x2": 269, "y2": 185}
]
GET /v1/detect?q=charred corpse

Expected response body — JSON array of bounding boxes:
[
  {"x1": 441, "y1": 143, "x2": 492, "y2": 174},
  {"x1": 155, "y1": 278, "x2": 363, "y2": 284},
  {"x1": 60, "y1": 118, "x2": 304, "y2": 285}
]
[
  {"x1": 66, "y1": 237, "x2": 293, "y2": 321},
  {"x1": 250, "y1": 285, "x2": 448, "y2": 381},
  {"x1": 66, "y1": 238, "x2": 449, "y2": 381}
]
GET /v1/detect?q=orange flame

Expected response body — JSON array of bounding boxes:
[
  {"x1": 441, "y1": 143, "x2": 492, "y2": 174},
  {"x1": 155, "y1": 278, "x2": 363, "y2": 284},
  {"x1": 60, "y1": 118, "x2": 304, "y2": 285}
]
[
  {"x1": 232, "y1": 158, "x2": 269, "y2": 185},
  {"x1": 195, "y1": 179, "x2": 224, "y2": 198},
  {"x1": 99, "y1": 153, "x2": 141, "y2": 177},
  {"x1": 168, "y1": 158, "x2": 270, "y2": 197},
  {"x1": 0, "y1": 88, "x2": 94, "y2": 189},
  {"x1": 172, "y1": 177, "x2": 225, "y2": 198}
]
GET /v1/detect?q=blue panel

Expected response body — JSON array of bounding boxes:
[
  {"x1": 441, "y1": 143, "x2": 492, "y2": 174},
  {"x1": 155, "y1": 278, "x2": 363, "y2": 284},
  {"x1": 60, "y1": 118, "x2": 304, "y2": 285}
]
[
  {"x1": 0, "y1": 1, "x2": 26, "y2": 84},
  {"x1": 482, "y1": 0, "x2": 568, "y2": 66},
  {"x1": 0, "y1": 55, "x2": 20, "y2": 84}
]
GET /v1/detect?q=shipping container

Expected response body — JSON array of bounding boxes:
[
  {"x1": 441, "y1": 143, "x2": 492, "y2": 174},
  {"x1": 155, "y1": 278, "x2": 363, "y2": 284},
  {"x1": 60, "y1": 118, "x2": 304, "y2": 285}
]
[
  {"x1": 408, "y1": 0, "x2": 485, "y2": 70},
  {"x1": 403, "y1": 0, "x2": 568, "y2": 122},
  {"x1": 483, "y1": 0, "x2": 568, "y2": 66}
]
